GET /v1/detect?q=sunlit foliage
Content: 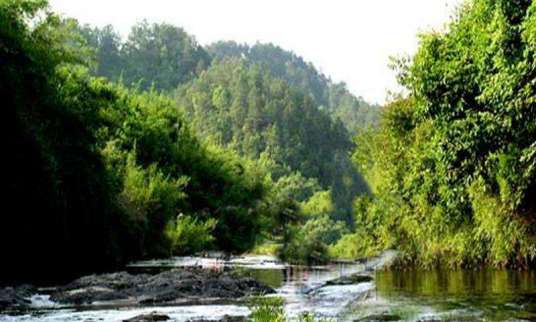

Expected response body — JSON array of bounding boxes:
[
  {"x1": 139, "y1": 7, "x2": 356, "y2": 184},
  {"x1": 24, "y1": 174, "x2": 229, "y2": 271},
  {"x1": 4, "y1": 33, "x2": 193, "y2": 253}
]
[{"x1": 345, "y1": 0, "x2": 536, "y2": 268}]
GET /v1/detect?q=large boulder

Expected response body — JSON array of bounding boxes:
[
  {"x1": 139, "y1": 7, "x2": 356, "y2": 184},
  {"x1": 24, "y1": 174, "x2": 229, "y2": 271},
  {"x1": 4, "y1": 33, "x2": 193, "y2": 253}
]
[
  {"x1": 325, "y1": 273, "x2": 373, "y2": 286},
  {"x1": 123, "y1": 312, "x2": 170, "y2": 321},
  {"x1": 0, "y1": 285, "x2": 35, "y2": 310},
  {"x1": 51, "y1": 269, "x2": 274, "y2": 305}
]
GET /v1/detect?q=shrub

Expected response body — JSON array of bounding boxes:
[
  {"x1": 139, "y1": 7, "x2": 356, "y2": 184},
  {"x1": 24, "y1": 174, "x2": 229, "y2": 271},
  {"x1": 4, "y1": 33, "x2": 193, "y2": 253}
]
[
  {"x1": 165, "y1": 215, "x2": 217, "y2": 255},
  {"x1": 279, "y1": 215, "x2": 348, "y2": 264}
]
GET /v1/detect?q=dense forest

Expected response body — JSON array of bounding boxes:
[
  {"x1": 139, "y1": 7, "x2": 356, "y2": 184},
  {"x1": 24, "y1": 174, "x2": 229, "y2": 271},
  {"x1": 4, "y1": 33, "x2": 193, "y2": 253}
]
[
  {"x1": 2, "y1": 0, "x2": 379, "y2": 281},
  {"x1": 77, "y1": 23, "x2": 379, "y2": 132},
  {"x1": 3, "y1": 0, "x2": 284, "y2": 280},
  {"x1": 3, "y1": 0, "x2": 536, "y2": 287},
  {"x1": 174, "y1": 59, "x2": 366, "y2": 221},
  {"x1": 77, "y1": 22, "x2": 377, "y2": 221},
  {"x1": 331, "y1": 0, "x2": 536, "y2": 268},
  {"x1": 207, "y1": 41, "x2": 380, "y2": 132}
]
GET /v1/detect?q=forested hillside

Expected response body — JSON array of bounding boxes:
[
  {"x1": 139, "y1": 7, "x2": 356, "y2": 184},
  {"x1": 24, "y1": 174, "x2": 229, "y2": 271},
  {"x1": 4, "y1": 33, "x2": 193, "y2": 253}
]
[
  {"x1": 175, "y1": 59, "x2": 366, "y2": 220},
  {"x1": 2, "y1": 0, "x2": 383, "y2": 281},
  {"x1": 77, "y1": 25, "x2": 379, "y2": 134},
  {"x1": 8, "y1": 0, "x2": 533, "y2": 282},
  {"x1": 208, "y1": 41, "x2": 380, "y2": 132},
  {"x1": 77, "y1": 21, "x2": 211, "y2": 90},
  {"x1": 73, "y1": 20, "x2": 378, "y2": 223},
  {"x1": 332, "y1": 0, "x2": 536, "y2": 268}
]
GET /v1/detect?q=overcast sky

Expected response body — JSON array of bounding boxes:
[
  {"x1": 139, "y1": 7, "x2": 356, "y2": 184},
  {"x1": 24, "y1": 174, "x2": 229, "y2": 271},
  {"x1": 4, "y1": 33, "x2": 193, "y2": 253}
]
[{"x1": 49, "y1": 0, "x2": 463, "y2": 104}]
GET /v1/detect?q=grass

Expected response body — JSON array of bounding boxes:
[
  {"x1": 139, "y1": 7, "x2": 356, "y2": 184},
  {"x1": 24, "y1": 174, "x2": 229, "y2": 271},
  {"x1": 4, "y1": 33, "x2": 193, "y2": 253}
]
[{"x1": 248, "y1": 296, "x2": 333, "y2": 322}]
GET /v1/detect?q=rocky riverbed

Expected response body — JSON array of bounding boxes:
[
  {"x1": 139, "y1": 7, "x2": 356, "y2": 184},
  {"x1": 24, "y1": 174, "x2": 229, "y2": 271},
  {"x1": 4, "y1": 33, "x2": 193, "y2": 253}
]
[
  {"x1": 3, "y1": 251, "x2": 533, "y2": 321},
  {"x1": 1, "y1": 268, "x2": 274, "y2": 312},
  {"x1": 0, "y1": 253, "x2": 393, "y2": 321}
]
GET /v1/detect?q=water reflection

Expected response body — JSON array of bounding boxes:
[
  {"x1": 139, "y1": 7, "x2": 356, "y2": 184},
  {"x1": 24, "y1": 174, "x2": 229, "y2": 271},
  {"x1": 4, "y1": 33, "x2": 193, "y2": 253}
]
[
  {"x1": 235, "y1": 267, "x2": 285, "y2": 289},
  {"x1": 376, "y1": 269, "x2": 536, "y2": 297},
  {"x1": 352, "y1": 269, "x2": 536, "y2": 321}
]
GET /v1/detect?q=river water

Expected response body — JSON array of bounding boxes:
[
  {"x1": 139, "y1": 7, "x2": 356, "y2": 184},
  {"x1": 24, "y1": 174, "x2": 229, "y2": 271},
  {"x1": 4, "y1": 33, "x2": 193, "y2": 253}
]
[{"x1": 1, "y1": 252, "x2": 536, "y2": 321}]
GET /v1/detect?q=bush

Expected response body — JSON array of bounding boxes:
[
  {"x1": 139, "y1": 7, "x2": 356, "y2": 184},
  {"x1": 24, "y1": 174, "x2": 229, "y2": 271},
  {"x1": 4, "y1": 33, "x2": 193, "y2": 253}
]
[
  {"x1": 328, "y1": 232, "x2": 381, "y2": 260},
  {"x1": 165, "y1": 215, "x2": 217, "y2": 255},
  {"x1": 118, "y1": 153, "x2": 188, "y2": 257},
  {"x1": 279, "y1": 215, "x2": 348, "y2": 264}
]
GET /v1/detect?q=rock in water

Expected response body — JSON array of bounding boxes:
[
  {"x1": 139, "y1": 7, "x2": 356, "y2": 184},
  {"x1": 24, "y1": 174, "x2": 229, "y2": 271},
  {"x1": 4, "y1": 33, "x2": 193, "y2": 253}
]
[
  {"x1": 355, "y1": 314, "x2": 401, "y2": 321},
  {"x1": 325, "y1": 273, "x2": 373, "y2": 286},
  {"x1": 187, "y1": 315, "x2": 247, "y2": 322},
  {"x1": 51, "y1": 268, "x2": 275, "y2": 305},
  {"x1": 0, "y1": 285, "x2": 35, "y2": 310},
  {"x1": 123, "y1": 312, "x2": 170, "y2": 321}
]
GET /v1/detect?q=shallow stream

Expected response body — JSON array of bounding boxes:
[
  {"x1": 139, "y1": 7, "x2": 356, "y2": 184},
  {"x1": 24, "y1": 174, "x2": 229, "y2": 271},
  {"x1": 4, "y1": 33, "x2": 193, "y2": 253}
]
[{"x1": 1, "y1": 252, "x2": 535, "y2": 321}]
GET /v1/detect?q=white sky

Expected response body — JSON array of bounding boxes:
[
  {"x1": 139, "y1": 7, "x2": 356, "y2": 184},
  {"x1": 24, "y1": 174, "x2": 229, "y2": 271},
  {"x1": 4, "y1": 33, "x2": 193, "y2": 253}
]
[{"x1": 49, "y1": 0, "x2": 463, "y2": 104}]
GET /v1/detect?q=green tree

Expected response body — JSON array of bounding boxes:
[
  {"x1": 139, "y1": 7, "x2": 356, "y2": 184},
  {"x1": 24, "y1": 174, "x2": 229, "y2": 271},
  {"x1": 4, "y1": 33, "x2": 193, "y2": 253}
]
[
  {"x1": 2, "y1": 0, "x2": 125, "y2": 280},
  {"x1": 346, "y1": 0, "x2": 536, "y2": 268},
  {"x1": 120, "y1": 21, "x2": 211, "y2": 90},
  {"x1": 77, "y1": 24, "x2": 123, "y2": 80}
]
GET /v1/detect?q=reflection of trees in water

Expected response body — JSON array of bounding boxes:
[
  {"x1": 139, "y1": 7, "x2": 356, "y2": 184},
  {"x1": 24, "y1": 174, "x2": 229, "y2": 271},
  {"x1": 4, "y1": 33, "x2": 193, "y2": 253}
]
[
  {"x1": 377, "y1": 269, "x2": 536, "y2": 296},
  {"x1": 374, "y1": 269, "x2": 536, "y2": 320},
  {"x1": 238, "y1": 268, "x2": 285, "y2": 289}
]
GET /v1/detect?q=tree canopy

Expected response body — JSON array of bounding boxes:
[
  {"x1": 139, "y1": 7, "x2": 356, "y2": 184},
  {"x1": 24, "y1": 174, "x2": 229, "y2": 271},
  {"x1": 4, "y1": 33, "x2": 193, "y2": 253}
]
[
  {"x1": 1, "y1": 0, "x2": 292, "y2": 281},
  {"x1": 336, "y1": 0, "x2": 536, "y2": 268},
  {"x1": 77, "y1": 21, "x2": 211, "y2": 91},
  {"x1": 208, "y1": 41, "x2": 380, "y2": 132},
  {"x1": 74, "y1": 22, "x2": 378, "y2": 223},
  {"x1": 175, "y1": 58, "x2": 368, "y2": 221}
]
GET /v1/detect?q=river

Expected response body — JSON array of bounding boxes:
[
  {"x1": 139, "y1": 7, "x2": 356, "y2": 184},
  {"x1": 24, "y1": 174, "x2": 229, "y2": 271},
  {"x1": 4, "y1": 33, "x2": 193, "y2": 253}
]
[{"x1": 1, "y1": 252, "x2": 535, "y2": 321}]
